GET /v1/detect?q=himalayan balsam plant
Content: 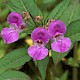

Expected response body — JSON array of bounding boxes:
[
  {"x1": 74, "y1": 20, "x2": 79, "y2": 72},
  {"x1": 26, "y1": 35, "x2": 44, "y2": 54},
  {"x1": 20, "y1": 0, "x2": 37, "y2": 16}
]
[{"x1": 0, "y1": 0, "x2": 80, "y2": 80}]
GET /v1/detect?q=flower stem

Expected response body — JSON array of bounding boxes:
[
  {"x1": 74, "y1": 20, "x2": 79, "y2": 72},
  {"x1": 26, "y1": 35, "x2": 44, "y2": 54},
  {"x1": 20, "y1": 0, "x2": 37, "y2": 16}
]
[
  {"x1": 73, "y1": 42, "x2": 78, "y2": 80},
  {"x1": 53, "y1": 53, "x2": 61, "y2": 80}
]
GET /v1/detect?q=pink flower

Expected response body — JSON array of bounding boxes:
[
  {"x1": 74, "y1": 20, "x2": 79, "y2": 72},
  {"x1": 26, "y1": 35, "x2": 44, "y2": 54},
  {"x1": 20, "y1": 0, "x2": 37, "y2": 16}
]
[
  {"x1": 28, "y1": 27, "x2": 50, "y2": 60},
  {"x1": 1, "y1": 22, "x2": 26, "y2": 44},
  {"x1": 1, "y1": 25, "x2": 19, "y2": 44},
  {"x1": 48, "y1": 20, "x2": 71, "y2": 53},
  {"x1": 51, "y1": 38, "x2": 71, "y2": 53}
]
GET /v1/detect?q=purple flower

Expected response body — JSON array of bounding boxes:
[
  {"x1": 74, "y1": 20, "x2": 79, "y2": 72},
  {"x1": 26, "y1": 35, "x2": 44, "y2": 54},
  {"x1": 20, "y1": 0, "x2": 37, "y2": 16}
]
[
  {"x1": 1, "y1": 26, "x2": 19, "y2": 44},
  {"x1": 28, "y1": 27, "x2": 50, "y2": 60},
  {"x1": 48, "y1": 20, "x2": 71, "y2": 53},
  {"x1": 1, "y1": 22, "x2": 26, "y2": 44},
  {"x1": 48, "y1": 20, "x2": 66, "y2": 37},
  {"x1": 7, "y1": 12, "x2": 22, "y2": 26}
]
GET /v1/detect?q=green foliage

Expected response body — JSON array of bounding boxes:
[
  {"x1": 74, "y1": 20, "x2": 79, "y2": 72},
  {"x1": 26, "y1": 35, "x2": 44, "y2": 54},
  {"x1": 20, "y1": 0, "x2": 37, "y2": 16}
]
[
  {"x1": 37, "y1": 57, "x2": 49, "y2": 80},
  {"x1": 66, "y1": 58, "x2": 79, "y2": 67},
  {"x1": 60, "y1": 71, "x2": 68, "y2": 80},
  {"x1": 52, "y1": 50, "x2": 67, "y2": 64},
  {"x1": 65, "y1": 20, "x2": 80, "y2": 42},
  {"x1": 60, "y1": 0, "x2": 80, "y2": 26},
  {"x1": 0, "y1": 70, "x2": 30, "y2": 80},
  {"x1": 45, "y1": 0, "x2": 70, "y2": 23},
  {"x1": 0, "y1": 48, "x2": 30, "y2": 75}
]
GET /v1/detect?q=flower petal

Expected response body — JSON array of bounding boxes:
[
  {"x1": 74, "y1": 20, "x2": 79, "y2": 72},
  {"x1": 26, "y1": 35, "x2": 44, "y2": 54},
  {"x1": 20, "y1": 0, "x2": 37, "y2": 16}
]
[
  {"x1": 7, "y1": 12, "x2": 22, "y2": 26},
  {"x1": 28, "y1": 46, "x2": 48, "y2": 60},
  {"x1": 48, "y1": 20, "x2": 66, "y2": 36},
  {"x1": 31, "y1": 27, "x2": 50, "y2": 44},
  {"x1": 1, "y1": 28, "x2": 19, "y2": 44},
  {"x1": 51, "y1": 37, "x2": 72, "y2": 53}
]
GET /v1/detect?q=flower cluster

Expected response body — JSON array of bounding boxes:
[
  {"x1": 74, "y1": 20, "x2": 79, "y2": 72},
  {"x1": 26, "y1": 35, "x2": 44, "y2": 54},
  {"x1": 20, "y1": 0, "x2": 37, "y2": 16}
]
[
  {"x1": 1, "y1": 12, "x2": 72, "y2": 61},
  {"x1": 1, "y1": 12, "x2": 26, "y2": 44},
  {"x1": 28, "y1": 20, "x2": 72, "y2": 60}
]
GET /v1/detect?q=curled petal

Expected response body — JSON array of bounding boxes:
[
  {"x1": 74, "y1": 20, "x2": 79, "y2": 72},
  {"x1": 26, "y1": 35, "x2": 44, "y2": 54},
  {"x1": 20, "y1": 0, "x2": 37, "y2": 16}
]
[
  {"x1": 7, "y1": 12, "x2": 22, "y2": 26},
  {"x1": 51, "y1": 37, "x2": 72, "y2": 53},
  {"x1": 1, "y1": 28, "x2": 19, "y2": 44},
  {"x1": 31, "y1": 27, "x2": 50, "y2": 44},
  {"x1": 28, "y1": 46, "x2": 48, "y2": 60},
  {"x1": 48, "y1": 20, "x2": 66, "y2": 36}
]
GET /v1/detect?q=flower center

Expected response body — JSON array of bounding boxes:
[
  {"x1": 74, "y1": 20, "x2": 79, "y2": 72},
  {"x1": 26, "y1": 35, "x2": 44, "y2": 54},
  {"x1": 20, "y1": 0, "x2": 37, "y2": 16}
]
[
  {"x1": 37, "y1": 40, "x2": 43, "y2": 44},
  {"x1": 55, "y1": 34, "x2": 61, "y2": 38}
]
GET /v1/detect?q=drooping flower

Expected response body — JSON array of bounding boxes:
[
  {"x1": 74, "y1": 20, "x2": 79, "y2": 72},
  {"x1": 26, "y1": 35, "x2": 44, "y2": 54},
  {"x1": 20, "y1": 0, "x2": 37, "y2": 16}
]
[
  {"x1": 1, "y1": 22, "x2": 26, "y2": 44},
  {"x1": 7, "y1": 12, "x2": 22, "y2": 26},
  {"x1": 28, "y1": 27, "x2": 50, "y2": 60},
  {"x1": 48, "y1": 20, "x2": 71, "y2": 53},
  {"x1": 1, "y1": 25, "x2": 19, "y2": 44}
]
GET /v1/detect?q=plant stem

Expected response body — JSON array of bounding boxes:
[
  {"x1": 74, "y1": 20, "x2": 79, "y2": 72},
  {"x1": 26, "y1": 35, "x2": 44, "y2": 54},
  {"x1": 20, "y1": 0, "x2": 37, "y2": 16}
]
[
  {"x1": 46, "y1": 58, "x2": 50, "y2": 80},
  {"x1": 73, "y1": 42, "x2": 78, "y2": 80},
  {"x1": 73, "y1": 68, "x2": 78, "y2": 80},
  {"x1": 53, "y1": 53, "x2": 60, "y2": 80}
]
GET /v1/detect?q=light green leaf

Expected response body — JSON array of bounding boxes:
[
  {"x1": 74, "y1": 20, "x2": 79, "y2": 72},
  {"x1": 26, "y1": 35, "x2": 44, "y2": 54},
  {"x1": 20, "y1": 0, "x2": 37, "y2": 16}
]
[
  {"x1": 65, "y1": 20, "x2": 80, "y2": 42},
  {"x1": 45, "y1": 0, "x2": 70, "y2": 22},
  {"x1": 0, "y1": 48, "x2": 31, "y2": 75},
  {"x1": 0, "y1": 70, "x2": 30, "y2": 80},
  {"x1": 37, "y1": 57, "x2": 49, "y2": 80},
  {"x1": 9, "y1": 0, "x2": 42, "y2": 17},
  {"x1": 60, "y1": 0, "x2": 80, "y2": 26}
]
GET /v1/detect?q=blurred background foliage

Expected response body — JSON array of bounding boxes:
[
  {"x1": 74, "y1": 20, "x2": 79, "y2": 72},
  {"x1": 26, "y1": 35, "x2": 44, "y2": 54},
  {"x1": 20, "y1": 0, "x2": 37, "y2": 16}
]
[{"x1": 0, "y1": 0, "x2": 80, "y2": 80}]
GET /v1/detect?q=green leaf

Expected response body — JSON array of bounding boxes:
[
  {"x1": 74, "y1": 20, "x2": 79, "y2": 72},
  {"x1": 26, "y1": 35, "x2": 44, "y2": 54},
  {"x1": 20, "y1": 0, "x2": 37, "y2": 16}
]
[
  {"x1": 0, "y1": 48, "x2": 31, "y2": 75},
  {"x1": 65, "y1": 20, "x2": 80, "y2": 42},
  {"x1": 60, "y1": 71, "x2": 68, "y2": 80},
  {"x1": 37, "y1": 57, "x2": 49, "y2": 80},
  {"x1": 0, "y1": 70, "x2": 30, "y2": 80},
  {"x1": 45, "y1": 0, "x2": 70, "y2": 22},
  {"x1": 60, "y1": 0, "x2": 80, "y2": 26},
  {"x1": 9, "y1": 0, "x2": 42, "y2": 17}
]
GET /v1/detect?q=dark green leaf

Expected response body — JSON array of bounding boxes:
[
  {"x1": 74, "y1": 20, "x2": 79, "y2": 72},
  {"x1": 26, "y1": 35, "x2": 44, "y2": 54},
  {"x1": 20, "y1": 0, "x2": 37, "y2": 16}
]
[
  {"x1": 60, "y1": 71, "x2": 68, "y2": 80},
  {"x1": 0, "y1": 70, "x2": 30, "y2": 80},
  {"x1": 37, "y1": 57, "x2": 49, "y2": 80},
  {"x1": 66, "y1": 58, "x2": 79, "y2": 67},
  {"x1": 0, "y1": 48, "x2": 31, "y2": 74}
]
